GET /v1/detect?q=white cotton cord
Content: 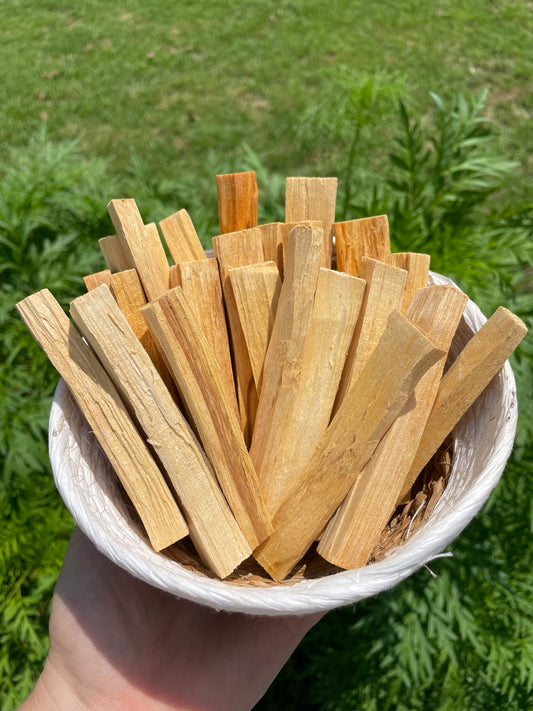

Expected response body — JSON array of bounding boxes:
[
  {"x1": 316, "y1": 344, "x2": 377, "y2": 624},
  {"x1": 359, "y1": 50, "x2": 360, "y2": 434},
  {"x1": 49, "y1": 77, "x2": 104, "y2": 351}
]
[{"x1": 49, "y1": 272, "x2": 519, "y2": 616}]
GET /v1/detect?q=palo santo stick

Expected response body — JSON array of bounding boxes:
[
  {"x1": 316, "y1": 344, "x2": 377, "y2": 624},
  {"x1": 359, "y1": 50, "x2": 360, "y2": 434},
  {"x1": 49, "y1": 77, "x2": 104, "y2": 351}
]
[
  {"x1": 257, "y1": 223, "x2": 284, "y2": 278},
  {"x1": 84, "y1": 269, "x2": 112, "y2": 291},
  {"x1": 107, "y1": 199, "x2": 169, "y2": 300},
  {"x1": 16, "y1": 289, "x2": 188, "y2": 552},
  {"x1": 250, "y1": 226, "x2": 323, "y2": 517},
  {"x1": 179, "y1": 258, "x2": 238, "y2": 417},
  {"x1": 143, "y1": 288, "x2": 272, "y2": 549},
  {"x1": 228, "y1": 261, "x2": 282, "y2": 394},
  {"x1": 254, "y1": 310, "x2": 446, "y2": 581},
  {"x1": 70, "y1": 285, "x2": 250, "y2": 578},
  {"x1": 168, "y1": 264, "x2": 180, "y2": 289},
  {"x1": 334, "y1": 215, "x2": 390, "y2": 277},
  {"x1": 399, "y1": 305, "x2": 528, "y2": 501},
  {"x1": 212, "y1": 227, "x2": 265, "y2": 443},
  {"x1": 318, "y1": 285, "x2": 468, "y2": 569},
  {"x1": 334, "y1": 257, "x2": 407, "y2": 412},
  {"x1": 216, "y1": 171, "x2": 258, "y2": 234},
  {"x1": 386, "y1": 252, "x2": 431, "y2": 312},
  {"x1": 261, "y1": 268, "x2": 365, "y2": 516},
  {"x1": 109, "y1": 269, "x2": 171, "y2": 388},
  {"x1": 99, "y1": 234, "x2": 133, "y2": 272},
  {"x1": 159, "y1": 209, "x2": 206, "y2": 263},
  {"x1": 285, "y1": 177, "x2": 337, "y2": 269}
]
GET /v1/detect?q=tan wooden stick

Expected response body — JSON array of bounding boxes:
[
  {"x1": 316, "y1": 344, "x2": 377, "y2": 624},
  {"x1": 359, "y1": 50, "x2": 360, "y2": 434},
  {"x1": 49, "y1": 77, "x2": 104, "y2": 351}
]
[
  {"x1": 143, "y1": 288, "x2": 272, "y2": 549},
  {"x1": 399, "y1": 305, "x2": 528, "y2": 501},
  {"x1": 257, "y1": 223, "x2": 284, "y2": 278},
  {"x1": 318, "y1": 285, "x2": 468, "y2": 569},
  {"x1": 260, "y1": 268, "x2": 365, "y2": 517},
  {"x1": 334, "y1": 257, "x2": 407, "y2": 412},
  {"x1": 216, "y1": 171, "x2": 258, "y2": 234},
  {"x1": 69, "y1": 285, "x2": 250, "y2": 578},
  {"x1": 212, "y1": 227, "x2": 265, "y2": 443},
  {"x1": 107, "y1": 199, "x2": 169, "y2": 300},
  {"x1": 285, "y1": 178, "x2": 337, "y2": 268},
  {"x1": 334, "y1": 215, "x2": 390, "y2": 277},
  {"x1": 249, "y1": 226, "x2": 324, "y2": 517},
  {"x1": 386, "y1": 252, "x2": 431, "y2": 312},
  {"x1": 16, "y1": 289, "x2": 188, "y2": 552},
  {"x1": 159, "y1": 209, "x2": 206, "y2": 263},
  {"x1": 253, "y1": 310, "x2": 445, "y2": 581},
  {"x1": 179, "y1": 258, "x2": 238, "y2": 417},
  {"x1": 228, "y1": 261, "x2": 282, "y2": 394},
  {"x1": 109, "y1": 269, "x2": 171, "y2": 387},
  {"x1": 84, "y1": 269, "x2": 112, "y2": 291},
  {"x1": 168, "y1": 264, "x2": 180, "y2": 289},
  {"x1": 98, "y1": 234, "x2": 133, "y2": 272}
]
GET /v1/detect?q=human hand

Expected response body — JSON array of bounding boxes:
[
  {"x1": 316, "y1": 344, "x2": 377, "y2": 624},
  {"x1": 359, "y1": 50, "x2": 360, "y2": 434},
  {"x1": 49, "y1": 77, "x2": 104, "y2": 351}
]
[{"x1": 20, "y1": 528, "x2": 322, "y2": 711}]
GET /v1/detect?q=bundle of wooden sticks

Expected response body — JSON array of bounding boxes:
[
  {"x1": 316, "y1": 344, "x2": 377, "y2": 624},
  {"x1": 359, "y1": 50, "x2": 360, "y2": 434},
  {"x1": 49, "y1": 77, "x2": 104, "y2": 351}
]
[{"x1": 17, "y1": 172, "x2": 527, "y2": 582}]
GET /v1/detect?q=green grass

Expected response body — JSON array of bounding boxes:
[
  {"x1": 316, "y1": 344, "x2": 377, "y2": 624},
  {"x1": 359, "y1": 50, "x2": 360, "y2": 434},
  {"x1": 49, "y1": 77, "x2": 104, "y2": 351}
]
[{"x1": 0, "y1": 0, "x2": 531, "y2": 205}]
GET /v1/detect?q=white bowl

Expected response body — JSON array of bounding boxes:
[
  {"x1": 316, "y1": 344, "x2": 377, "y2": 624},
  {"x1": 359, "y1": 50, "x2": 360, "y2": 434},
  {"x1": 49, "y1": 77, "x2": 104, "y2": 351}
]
[{"x1": 49, "y1": 272, "x2": 518, "y2": 615}]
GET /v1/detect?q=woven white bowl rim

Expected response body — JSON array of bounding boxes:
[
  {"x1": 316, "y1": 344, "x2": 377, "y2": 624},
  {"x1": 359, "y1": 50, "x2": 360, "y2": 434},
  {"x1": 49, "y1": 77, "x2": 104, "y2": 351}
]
[{"x1": 49, "y1": 272, "x2": 518, "y2": 616}]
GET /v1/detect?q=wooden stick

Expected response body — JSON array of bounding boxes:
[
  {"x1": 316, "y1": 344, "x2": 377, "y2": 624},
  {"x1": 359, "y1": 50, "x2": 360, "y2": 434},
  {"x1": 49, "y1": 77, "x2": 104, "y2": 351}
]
[
  {"x1": 69, "y1": 285, "x2": 250, "y2": 579},
  {"x1": 216, "y1": 171, "x2": 258, "y2": 234},
  {"x1": 109, "y1": 269, "x2": 170, "y2": 386},
  {"x1": 257, "y1": 223, "x2": 284, "y2": 278},
  {"x1": 318, "y1": 285, "x2": 468, "y2": 569},
  {"x1": 386, "y1": 252, "x2": 431, "y2": 312},
  {"x1": 260, "y1": 267, "x2": 365, "y2": 517},
  {"x1": 334, "y1": 257, "x2": 407, "y2": 412},
  {"x1": 228, "y1": 261, "x2": 282, "y2": 394},
  {"x1": 249, "y1": 226, "x2": 324, "y2": 517},
  {"x1": 212, "y1": 227, "x2": 265, "y2": 443},
  {"x1": 143, "y1": 288, "x2": 272, "y2": 549},
  {"x1": 16, "y1": 289, "x2": 188, "y2": 552},
  {"x1": 399, "y1": 305, "x2": 528, "y2": 501},
  {"x1": 107, "y1": 199, "x2": 169, "y2": 300},
  {"x1": 159, "y1": 209, "x2": 206, "y2": 263},
  {"x1": 179, "y1": 258, "x2": 238, "y2": 417},
  {"x1": 84, "y1": 269, "x2": 112, "y2": 291},
  {"x1": 280, "y1": 220, "x2": 323, "y2": 273},
  {"x1": 99, "y1": 234, "x2": 133, "y2": 272},
  {"x1": 285, "y1": 177, "x2": 337, "y2": 268},
  {"x1": 253, "y1": 310, "x2": 445, "y2": 580},
  {"x1": 334, "y1": 215, "x2": 390, "y2": 277},
  {"x1": 168, "y1": 264, "x2": 180, "y2": 289}
]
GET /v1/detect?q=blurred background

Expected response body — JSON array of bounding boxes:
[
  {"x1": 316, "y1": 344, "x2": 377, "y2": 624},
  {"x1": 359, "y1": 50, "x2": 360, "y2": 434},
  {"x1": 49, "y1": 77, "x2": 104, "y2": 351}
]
[{"x1": 1, "y1": 1, "x2": 532, "y2": 708}]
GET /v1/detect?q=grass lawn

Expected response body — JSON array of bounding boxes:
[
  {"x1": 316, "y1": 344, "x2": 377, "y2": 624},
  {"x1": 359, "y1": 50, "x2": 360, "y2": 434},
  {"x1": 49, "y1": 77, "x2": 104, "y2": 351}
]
[{"x1": 0, "y1": 0, "x2": 531, "y2": 207}]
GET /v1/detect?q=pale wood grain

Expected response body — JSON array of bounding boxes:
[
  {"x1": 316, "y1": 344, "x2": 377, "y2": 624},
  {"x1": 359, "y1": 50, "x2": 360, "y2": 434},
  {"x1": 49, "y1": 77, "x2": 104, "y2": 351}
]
[
  {"x1": 107, "y1": 199, "x2": 170, "y2": 301},
  {"x1": 249, "y1": 225, "x2": 324, "y2": 517},
  {"x1": 212, "y1": 227, "x2": 265, "y2": 443},
  {"x1": 16, "y1": 289, "x2": 188, "y2": 552},
  {"x1": 386, "y1": 252, "x2": 431, "y2": 312},
  {"x1": 228, "y1": 261, "x2": 282, "y2": 394},
  {"x1": 257, "y1": 223, "x2": 284, "y2": 279},
  {"x1": 69, "y1": 285, "x2": 250, "y2": 578},
  {"x1": 334, "y1": 257, "x2": 407, "y2": 413},
  {"x1": 334, "y1": 215, "x2": 390, "y2": 277},
  {"x1": 143, "y1": 288, "x2": 272, "y2": 549},
  {"x1": 216, "y1": 171, "x2": 258, "y2": 234},
  {"x1": 98, "y1": 234, "x2": 133, "y2": 272},
  {"x1": 178, "y1": 258, "x2": 238, "y2": 417},
  {"x1": 318, "y1": 285, "x2": 468, "y2": 569},
  {"x1": 253, "y1": 310, "x2": 445, "y2": 581},
  {"x1": 159, "y1": 209, "x2": 206, "y2": 264},
  {"x1": 84, "y1": 269, "x2": 112, "y2": 291},
  {"x1": 285, "y1": 177, "x2": 337, "y2": 268},
  {"x1": 399, "y1": 305, "x2": 528, "y2": 501}
]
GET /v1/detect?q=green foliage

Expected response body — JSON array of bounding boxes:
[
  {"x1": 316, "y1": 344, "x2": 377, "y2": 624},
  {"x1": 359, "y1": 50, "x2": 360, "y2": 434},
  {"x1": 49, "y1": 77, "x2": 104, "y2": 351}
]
[
  {"x1": 0, "y1": 132, "x2": 112, "y2": 706},
  {"x1": 1, "y1": 89, "x2": 532, "y2": 710},
  {"x1": 348, "y1": 91, "x2": 533, "y2": 451}
]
